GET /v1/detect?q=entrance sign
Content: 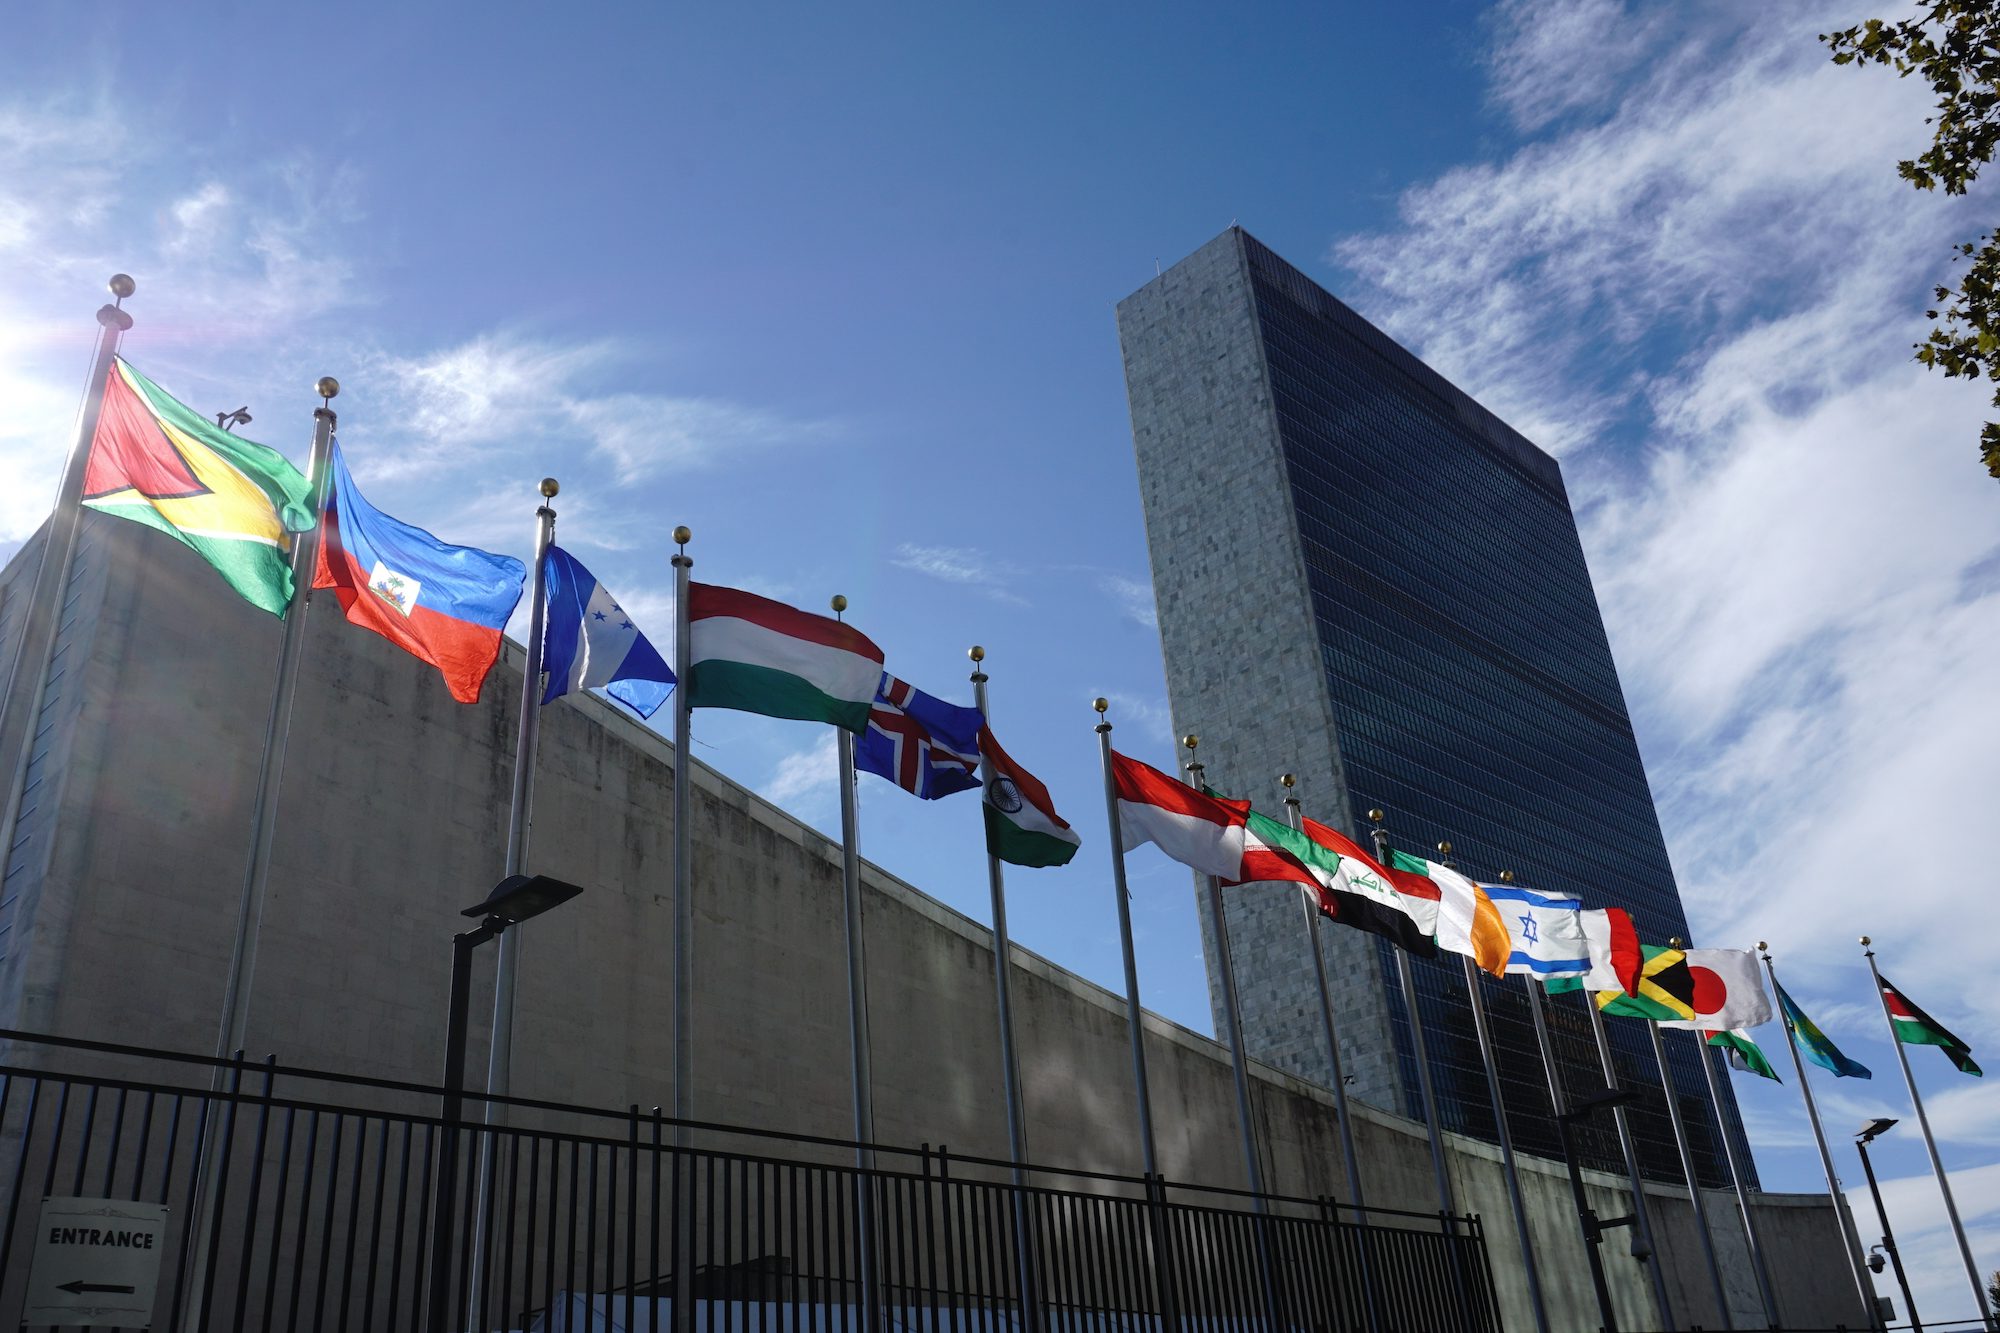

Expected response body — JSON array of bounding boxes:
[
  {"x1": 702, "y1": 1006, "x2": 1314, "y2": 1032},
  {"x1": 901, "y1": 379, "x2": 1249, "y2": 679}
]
[{"x1": 23, "y1": 1198, "x2": 167, "y2": 1328}]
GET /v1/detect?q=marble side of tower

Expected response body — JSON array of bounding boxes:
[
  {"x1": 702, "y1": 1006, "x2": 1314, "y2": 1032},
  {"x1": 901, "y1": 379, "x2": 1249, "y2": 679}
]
[{"x1": 1116, "y1": 227, "x2": 1752, "y2": 1187}]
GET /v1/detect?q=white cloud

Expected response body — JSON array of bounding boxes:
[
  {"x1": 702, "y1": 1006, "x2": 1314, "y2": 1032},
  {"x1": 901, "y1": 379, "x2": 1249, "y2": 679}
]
[
  {"x1": 1484, "y1": 0, "x2": 1673, "y2": 132},
  {"x1": 766, "y1": 732, "x2": 839, "y2": 808},
  {"x1": 890, "y1": 543, "x2": 1026, "y2": 605},
  {"x1": 1097, "y1": 573, "x2": 1157, "y2": 629}
]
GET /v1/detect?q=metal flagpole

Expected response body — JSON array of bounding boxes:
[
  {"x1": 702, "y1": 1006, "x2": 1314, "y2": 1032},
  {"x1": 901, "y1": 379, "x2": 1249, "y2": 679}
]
[
  {"x1": 1645, "y1": 989, "x2": 1734, "y2": 1330},
  {"x1": 1862, "y1": 936, "x2": 1998, "y2": 1332},
  {"x1": 967, "y1": 647, "x2": 1040, "y2": 1329},
  {"x1": 464, "y1": 479, "x2": 559, "y2": 1316},
  {"x1": 1178, "y1": 736, "x2": 1283, "y2": 1332},
  {"x1": 1279, "y1": 780, "x2": 1385, "y2": 1333},
  {"x1": 486, "y1": 479, "x2": 559, "y2": 1104},
  {"x1": 669, "y1": 525, "x2": 694, "y2": 1333},
  {"x1": 1759, "y1": 944, "x2": 1882, "y2": 1329},
  {"x1": 0, "y1": 277, "x2": 135, "y2": 912},
  {"x1": 1688, "y1": 1028, "x2": 1779, "y2": 1328},
  {"x1": 186, "y1": 375, "x2": 339, "y2": 1332},
  {"x1": 1442, "y1": 853, "x2": 1550, "y2": 1333},
  {"x1": 1091, "y1": 700, "x2": 1182, "y2": 1333},
  {"x1": 832, "y1": 595, "x2": 883, "y2": 1333},
  {"x1": 1584, "y1": 997, "x2": 1677, "y2": 1329}
]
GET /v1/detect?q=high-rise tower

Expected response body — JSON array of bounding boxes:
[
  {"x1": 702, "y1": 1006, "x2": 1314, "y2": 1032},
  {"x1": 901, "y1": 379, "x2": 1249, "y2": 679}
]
[{"x1": 1116, "y1": 227, "x2": 1749, "y2": 1187}]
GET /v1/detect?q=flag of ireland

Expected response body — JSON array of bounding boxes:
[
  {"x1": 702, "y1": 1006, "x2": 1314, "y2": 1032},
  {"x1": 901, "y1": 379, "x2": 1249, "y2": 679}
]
[
  {"x1": 685, "y1": 583, "x2": 884, "y2": 732},
  {"x1": 979, "y1": 726, "x2": 1079, "y2": 868},
  {"x1": 1880, "y1": 976, "x2": 1982, "y2": 1076}
]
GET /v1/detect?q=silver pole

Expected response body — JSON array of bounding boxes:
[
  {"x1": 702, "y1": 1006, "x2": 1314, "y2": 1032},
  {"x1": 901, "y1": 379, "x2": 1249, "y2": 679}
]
[
  {"x1": 1647, "y1": 1012, "x2": 1734, "y2": 1329},
  {"x1": 1862, "y1": 939, "x2": 1998, "y2": 1331},
  {"x1": 1689, "y1": 1029, "x2": 1779, "y2": 1328},
  {"x1": 1584, "y1": 999, "x2": 1677, "y2": 1329},
  {"x1": 837, "y1": 719, "x2": 882, "y2": 1332},
  {"x1": 186, "y1": 376, "x2": 337, "y2": 1332},
  {"x1": 0, "y1": 279, "x2": 134, "y2": 925},
  {"x1": 1092, "y1": 703, "x2": 1162, "y2": 1178},
  {"x1": 968, "y1": 648, "x2": 1040, "y2": 1328},
  {"x1": 216, "y1": 380, "x2": 339, "y2": 1060},
  {"x1": 1760, "y1": 946, "x2": 1882, "y2": 1328},
  {"x1": 670, "y1": 527, "x2": 694, "y2": 1333}
]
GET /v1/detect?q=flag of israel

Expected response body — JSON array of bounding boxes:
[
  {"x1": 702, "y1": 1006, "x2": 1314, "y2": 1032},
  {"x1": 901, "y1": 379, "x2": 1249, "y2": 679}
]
[
  {"x1": 540, "y1": 545, "x2": 676, "y2": 719},
  {"x1": 1480, "y1": 882, "x2": 1591, "y2": 977}
]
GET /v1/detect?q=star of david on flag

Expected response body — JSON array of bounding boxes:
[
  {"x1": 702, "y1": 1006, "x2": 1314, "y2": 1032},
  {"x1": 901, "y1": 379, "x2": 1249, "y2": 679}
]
[{"x1": 854, "y1": 673, "x2": 983, "y2": 800}]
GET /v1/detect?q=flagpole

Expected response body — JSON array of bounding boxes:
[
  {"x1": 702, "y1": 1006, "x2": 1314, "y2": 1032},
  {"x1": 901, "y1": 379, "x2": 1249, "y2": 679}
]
[
  {"x1": 1862, "y1": 937, "x2": 1997, "y2": 1332},
  {"x1": 1092, "y1": 701, "x2": 1183, "y2": 1333},
  {"x1": 669, "y1": 525, "x2": 694, "y2": 1333},
  {"x1": 967, "y1": 648, "x2": 1041, "y2": 1328},
  {"x1": 1178, "y1": 735, "x2": 1281, "y2": 1330},
  {"x1": 0, "y1": 277, "x2": 134, "y2": 919},
  {"x1": 1644, "y1": 976, "x2": 1734, "y2": 1330},
  {"x1": 1688, "y1": 1028, "x2": 1779, "y2": 1327},
  {"x1": 1440, "y1": 854, "x2": 1550, "y2": 1333},
  {"x1": 1583, "y1": 998, "x2": 1677, "y2": 1329},
  {"x1": 1759, "y1": 944, "x2": 1882, "y2": 1329},
  {"x1": 1278, "y1": 776, "x2": 1383, "y2": 1333},
  {"x1": 832, "y1": 595, "x2": 883, "y2": 1333}
]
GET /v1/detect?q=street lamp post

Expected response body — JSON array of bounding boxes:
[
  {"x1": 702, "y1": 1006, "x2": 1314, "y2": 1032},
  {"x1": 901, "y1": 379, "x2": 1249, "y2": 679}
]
[
  {"x1": 425, "y1": 874, "x2": 585, "y2": 1333},
  {"x1": 1856, "y1": 1118, "x2": 1920, "y2": 1333}
]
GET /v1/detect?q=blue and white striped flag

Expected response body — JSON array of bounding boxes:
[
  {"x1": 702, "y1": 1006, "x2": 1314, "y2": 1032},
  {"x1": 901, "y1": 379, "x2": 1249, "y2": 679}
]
[
  {"x1": 1481, "y1": 882, "x2": 1591, "y2": 978},
  {"x1": 540, "y1": 545, "x2": 676, "y2": 718}
]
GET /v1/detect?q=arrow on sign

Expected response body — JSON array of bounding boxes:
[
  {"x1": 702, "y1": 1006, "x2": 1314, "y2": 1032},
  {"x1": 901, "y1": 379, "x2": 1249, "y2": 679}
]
[{"x1": 56, "y1": 1280, "x2": 137, "y2": 1295}]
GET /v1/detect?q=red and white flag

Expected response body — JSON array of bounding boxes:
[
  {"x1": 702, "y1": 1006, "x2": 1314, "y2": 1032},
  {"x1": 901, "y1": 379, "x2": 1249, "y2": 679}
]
[{"x1": 1111, "y1": 751, "x2": 1248, "y2": 880}]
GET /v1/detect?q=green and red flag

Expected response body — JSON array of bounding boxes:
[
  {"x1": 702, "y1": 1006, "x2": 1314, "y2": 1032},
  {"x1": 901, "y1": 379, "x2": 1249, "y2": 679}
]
[
  {"x1": 82, "y1": 359, "x2": 315, "y2": 616},
  {"x1": 1880, "y1": 976, "x2": 1982, "y2": 1076},
  {"x1": 979, "y1": 726, "x2": 1080, "y2": 868},
  {"x1": 1707, "y1": 1028, "x2": 1780, "y2": 1082}
]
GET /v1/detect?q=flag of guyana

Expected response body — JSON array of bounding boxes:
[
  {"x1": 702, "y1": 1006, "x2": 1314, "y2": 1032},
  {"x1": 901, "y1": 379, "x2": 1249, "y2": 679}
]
[{"x1": 1595, "y1": 945, "x2": 1697, "y2": 1022}]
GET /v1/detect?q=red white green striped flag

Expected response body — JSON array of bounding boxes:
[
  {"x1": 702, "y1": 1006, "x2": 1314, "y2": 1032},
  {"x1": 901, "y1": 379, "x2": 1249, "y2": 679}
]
[
  {"x1": 685, "y1": 583, "x2": 884, "y2": 732},
  {"x1": 1880, "y1": 976, "x2": 1983, "y2": 1076}
]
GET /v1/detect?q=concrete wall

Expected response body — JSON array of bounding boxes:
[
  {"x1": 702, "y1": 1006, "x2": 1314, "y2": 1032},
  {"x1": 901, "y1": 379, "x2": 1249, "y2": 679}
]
[{"x1": 0, "y1": 516, "x2": 1868, "y2": 1330}]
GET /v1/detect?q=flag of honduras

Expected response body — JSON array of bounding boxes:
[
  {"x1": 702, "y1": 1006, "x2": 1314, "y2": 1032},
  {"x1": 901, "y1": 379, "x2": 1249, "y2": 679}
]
[
  {"x1": 539, "y1": 546, "x2": 675, "y2": 719},
  {"x1": 855, "y1": 673, "x2": 983, "y2": 799},
  {"x1": 1480, "y1": 881, "x2": 1591, "y2": 977}
]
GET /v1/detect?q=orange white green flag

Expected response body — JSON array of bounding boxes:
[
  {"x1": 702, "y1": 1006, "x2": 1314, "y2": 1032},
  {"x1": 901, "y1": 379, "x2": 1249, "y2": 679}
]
[{"x1": 81, "y1": 359, "x2": 314, "y2": 616}]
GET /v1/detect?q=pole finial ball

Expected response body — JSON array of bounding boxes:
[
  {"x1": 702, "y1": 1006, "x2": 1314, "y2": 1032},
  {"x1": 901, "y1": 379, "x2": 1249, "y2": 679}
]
[
  {"x1": 1670, "y1": 936, "x2": 1685, "y2": 949},
  {"x1": 1368, "y1": 809, "x2": 1384, "y2": 823},
  {"x1": 1757, "y1": 941, "x2": 1768, "y2": 952},
  {"x1": 1093, "y1": 697, "x2": 1108, "y2": 714},
  {"x1": 539, "y1": 478, "x2": 560, "y2": 498},
  {"x1": 1500, "y1": 870, "x2": 1514, "y2": 883},
  {"x1": 315, "y1": 377, "x2": 340, "y2": 401},
  {"x1": 1279, "y1": 773, "x2": 1295, "y2": 788},
  {"x1": 1182, "y1": 735, "x2": 1198, "y2": 751},
  {"x1": 1436, "y1": 841, "x2": 1451, "y2": 856},
  {"x1": 672, "y1": 525, "x2": 692, "y2": 546},
  {"x1": 108, "y1": 273, "x2": 135, "y2": 299},
  {"x1": 829, "y1": 595, "x2": 848, "y2": 614},
  {"x1": 968, "y1": 645, "x2": 985, "y2": 663},
  {"x1": 1859, "y1": 935, "x2": 1871, "y2": 947}
]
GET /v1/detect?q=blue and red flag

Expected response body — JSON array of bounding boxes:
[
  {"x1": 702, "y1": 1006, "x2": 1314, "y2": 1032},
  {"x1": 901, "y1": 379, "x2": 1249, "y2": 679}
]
[
  {"x1": 312, "y1": 443, "x2": 526, "y2": 703},
  {"x1": 854, "y1": 673, "x2": 982, "y2": 799}
]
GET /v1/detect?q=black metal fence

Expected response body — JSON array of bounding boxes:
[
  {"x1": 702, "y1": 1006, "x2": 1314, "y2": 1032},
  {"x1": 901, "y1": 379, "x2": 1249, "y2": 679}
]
[{"x1": 0, "y1": 1028, "x2": 1500, "y2": 1332}]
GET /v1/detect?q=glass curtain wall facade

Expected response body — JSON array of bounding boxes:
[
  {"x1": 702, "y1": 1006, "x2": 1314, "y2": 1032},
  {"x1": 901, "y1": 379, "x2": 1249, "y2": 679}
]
[{"x1": 1118, "y1": 228, "x2": 1752, "y2": 1188}]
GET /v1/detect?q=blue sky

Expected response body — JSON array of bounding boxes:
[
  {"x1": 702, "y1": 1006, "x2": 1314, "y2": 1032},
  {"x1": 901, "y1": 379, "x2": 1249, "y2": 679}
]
[{"x1": 6, "y1": 0, "x2": 1999, "y2": 1319}]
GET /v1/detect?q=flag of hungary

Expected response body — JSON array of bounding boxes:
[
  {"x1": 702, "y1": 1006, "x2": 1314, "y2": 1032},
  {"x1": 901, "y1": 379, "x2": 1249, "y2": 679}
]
[
  {"x1": 685, "y1": 583, "x2": 884, "y2": 732},
  {"x1": 979, "y1": 725, "x2": 1080, "y2": 868}
]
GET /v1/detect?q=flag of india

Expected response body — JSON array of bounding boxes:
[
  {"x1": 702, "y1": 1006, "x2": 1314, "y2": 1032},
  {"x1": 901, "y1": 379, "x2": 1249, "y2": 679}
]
[
  {"x1": 685, "y1": 583, "x2": 884, "y2": 732},
  {"x1": 979, "y1": 726, "x2": 1079, "y2": 868}
]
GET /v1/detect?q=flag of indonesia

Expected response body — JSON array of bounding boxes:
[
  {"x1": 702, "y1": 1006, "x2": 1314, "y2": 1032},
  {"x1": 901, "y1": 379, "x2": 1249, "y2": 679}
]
[{"x1": 1110, "y1": 751, "x2": 1247, "y2": 880}]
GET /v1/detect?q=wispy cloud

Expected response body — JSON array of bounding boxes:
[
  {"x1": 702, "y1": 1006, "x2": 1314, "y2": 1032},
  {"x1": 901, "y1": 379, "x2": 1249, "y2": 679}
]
[
  {"x1": 1096, "y1": 573, "x2": 1157, "y2": 629},
  {"x1": 890, "y1": 543, "x2": 1027, "y2": 605},
  {"x1": 766, "y1": 732, "x2": 840, "y2": 809}
]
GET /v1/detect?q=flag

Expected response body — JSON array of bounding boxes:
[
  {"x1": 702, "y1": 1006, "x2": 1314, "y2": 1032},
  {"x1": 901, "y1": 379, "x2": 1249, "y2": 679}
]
[
  {"x1": 1110, "y1": 751, "x2": 1247, "y2": 879},
  {"x1": 1298, "y1": 817, "x2": 1440, "y2": 958},
  {"x1": 1707, "y1": 1029, "x2": 1781, "y2": 1082},
  {"x1": 1555, "y1": 944, "x2": 1698, "y2": 1021},
  {"x1": 1775, "y1": 981, "x2": 1872, "y2": 1079},
  {"x1": 1879, "y1": 976, "x2": 1982, "y2": 1076},
  {"x1": 1229, "y1": 807, "x2": 1326, "y2": 894},
  {"x1": 82, "y1": 358, "x2": 315, "y2": 616},
  {"x1": 1389, "y1": 851, "x2": 1507, "y2": 977},
  {"x1": 685, "y1": 583, "x2": 883, "y2": 732},
  {"x1": 539, "y1": 545, "x2": 674, "y2": 718},
  {"x1": 980, "y1": 726, "x2": 1079, "y2": 868},
  {"x1": 1659, "y1": 949, "x2": 1774, "y2": 1032},
  {"x1": 1480, "y1": 881, "x2": 1591, "y2": 978},
  {"x1": 1574, "y1": 908, "x2": 1643, "y2": 995},
  {"x1": 855, "y1": 673, "x2": 982, "y2": 799},
  {"x1": 313, "y1": 444, "x2": 525, "y2": 704}
]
